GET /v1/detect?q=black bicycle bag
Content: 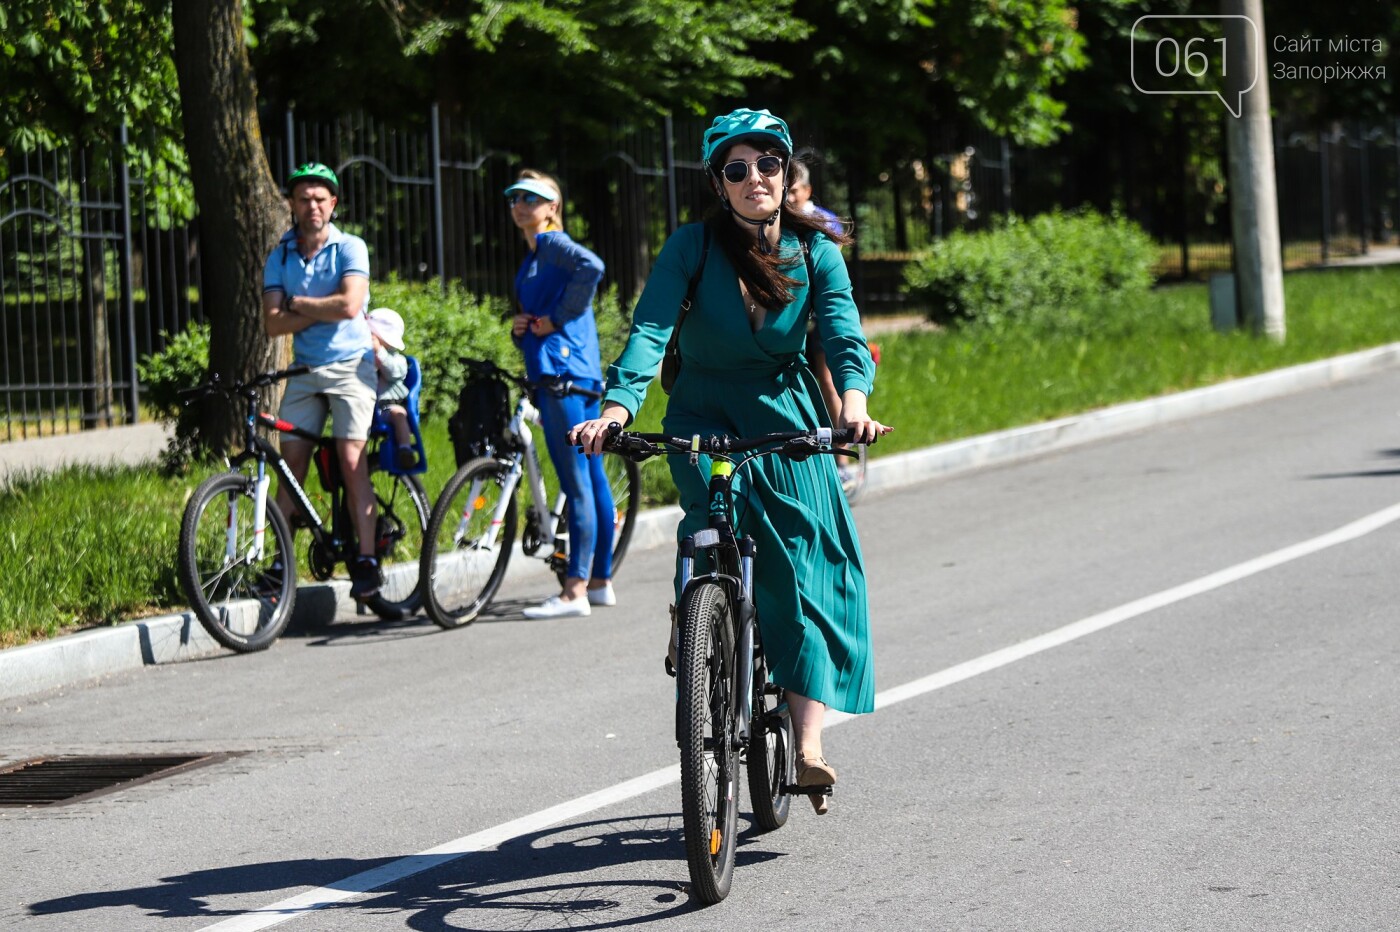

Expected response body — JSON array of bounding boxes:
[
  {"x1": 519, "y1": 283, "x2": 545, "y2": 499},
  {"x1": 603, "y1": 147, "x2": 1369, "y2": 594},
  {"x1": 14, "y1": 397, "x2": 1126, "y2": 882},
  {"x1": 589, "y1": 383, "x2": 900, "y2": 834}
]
[{"x1": 448, "y1": 373, "x2": 514, "y2": 466}]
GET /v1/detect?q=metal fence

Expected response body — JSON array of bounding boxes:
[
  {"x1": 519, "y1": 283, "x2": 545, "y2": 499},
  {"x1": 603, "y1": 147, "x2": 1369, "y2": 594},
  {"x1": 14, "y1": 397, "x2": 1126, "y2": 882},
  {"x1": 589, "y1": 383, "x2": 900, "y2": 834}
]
[
  {"x1": 4, "y1": 110, "x2": 1395, "y2": 439},
  {"x1": 0, "y1": 128, "x2": 203, "y2": 439}
]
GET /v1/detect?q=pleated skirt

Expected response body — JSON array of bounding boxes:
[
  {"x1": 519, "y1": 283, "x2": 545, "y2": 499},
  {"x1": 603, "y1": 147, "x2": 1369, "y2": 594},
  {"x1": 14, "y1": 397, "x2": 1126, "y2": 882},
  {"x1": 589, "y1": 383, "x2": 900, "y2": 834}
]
[{"x1": 662, "y1": 363, "x2": 875, "y2": 715}]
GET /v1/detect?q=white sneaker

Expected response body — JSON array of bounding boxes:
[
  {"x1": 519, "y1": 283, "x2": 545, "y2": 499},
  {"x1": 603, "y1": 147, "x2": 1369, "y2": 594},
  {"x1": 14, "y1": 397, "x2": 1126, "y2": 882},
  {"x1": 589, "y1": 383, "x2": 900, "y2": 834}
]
[
  {"x1": 522, "y1": 595, "x2": 591, "y2": 619},
  {"x1": 586, "y1": 583, "x2": 617, "y2": 607}
]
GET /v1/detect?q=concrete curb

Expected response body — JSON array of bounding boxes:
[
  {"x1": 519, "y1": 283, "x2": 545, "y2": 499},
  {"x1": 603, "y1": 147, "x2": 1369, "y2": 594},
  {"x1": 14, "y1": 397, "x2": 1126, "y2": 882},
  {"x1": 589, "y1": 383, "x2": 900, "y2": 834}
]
[
  {"x1": 4, "y1": 340, "x2": 1399, "y2": 702},
  {"x1": 863, "y1": 341, "x2": 1400, "y2": 494}
]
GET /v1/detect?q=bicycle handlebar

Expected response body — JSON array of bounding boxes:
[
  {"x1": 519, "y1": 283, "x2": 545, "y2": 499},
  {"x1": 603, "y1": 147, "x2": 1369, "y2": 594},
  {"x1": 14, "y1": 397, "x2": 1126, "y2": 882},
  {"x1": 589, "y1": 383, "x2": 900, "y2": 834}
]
[
  {"x1": 594, "y1": 424, "x2": 866, "y2": 463},
  {"x1": 179, "y1": 364, "x2": 312, "y2": 403}
]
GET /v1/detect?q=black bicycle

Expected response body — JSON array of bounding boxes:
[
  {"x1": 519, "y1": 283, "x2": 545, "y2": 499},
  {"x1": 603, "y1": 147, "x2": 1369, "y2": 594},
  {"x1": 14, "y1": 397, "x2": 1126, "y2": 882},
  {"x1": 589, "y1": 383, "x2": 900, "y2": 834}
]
[
  {"x1": 176, "y1": 366, "x2": 430, "y2": 652},
  {"x1": 420, "y1": 358, "x2": 641, "y2": 628},
  {"x1": 597, "y1": 423, "x2": 863, "y2": 903}
]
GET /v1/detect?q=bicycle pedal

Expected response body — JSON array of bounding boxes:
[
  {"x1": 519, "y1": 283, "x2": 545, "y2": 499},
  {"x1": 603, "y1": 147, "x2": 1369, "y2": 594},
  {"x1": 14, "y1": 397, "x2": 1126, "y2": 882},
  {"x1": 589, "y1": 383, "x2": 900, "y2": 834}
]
[{"x1": 780, "y1": 783, "x2": 833, "y2": 797}]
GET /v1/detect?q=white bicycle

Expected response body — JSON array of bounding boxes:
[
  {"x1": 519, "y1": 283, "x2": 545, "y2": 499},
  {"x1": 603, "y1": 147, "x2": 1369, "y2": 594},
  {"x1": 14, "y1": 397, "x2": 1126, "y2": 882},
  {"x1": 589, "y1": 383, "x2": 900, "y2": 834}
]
[{"x1": 419, "y1": 358, "x2": 641, "y2": 628}]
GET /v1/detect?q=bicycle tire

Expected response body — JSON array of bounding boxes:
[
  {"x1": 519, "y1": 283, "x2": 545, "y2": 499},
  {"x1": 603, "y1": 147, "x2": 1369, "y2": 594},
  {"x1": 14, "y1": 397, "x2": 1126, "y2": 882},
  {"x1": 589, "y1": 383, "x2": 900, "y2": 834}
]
[
  {"x1": 553, "y1": 454, "x2": 641, "y2": 586},
  {"x1": 677, "y1": 581, "x2": 739, "y2": 904},
  {"x1": 421, "y1": 457, "x2": 518, "y2": 628},
  {"x1": 745, "y1": 669, "x2": 793, "y2": 832},
  {"x1": 841, "y1": 443, "x2": 868, "y2": 506},
  {"x1": 363, "y1": 470, "x2": 430, "y2": 620},
  {"x1": 177, "y1": 471, "x2": 297, "y2": 652}
]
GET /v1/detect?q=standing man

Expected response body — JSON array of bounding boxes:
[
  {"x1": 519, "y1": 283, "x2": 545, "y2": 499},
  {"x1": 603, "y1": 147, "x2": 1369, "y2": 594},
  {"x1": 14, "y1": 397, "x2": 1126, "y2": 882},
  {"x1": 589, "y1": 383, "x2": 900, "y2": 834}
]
[{"x1": 262, "y1": 162, "x2": 382, "y2": 600}]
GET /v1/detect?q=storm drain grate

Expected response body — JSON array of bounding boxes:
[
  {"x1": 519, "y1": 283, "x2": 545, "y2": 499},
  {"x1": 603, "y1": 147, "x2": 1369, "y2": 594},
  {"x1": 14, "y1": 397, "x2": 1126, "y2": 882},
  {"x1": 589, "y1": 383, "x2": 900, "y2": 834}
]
[{"x1": 0, "y1": 754, "x2": 221, "y2": 806}]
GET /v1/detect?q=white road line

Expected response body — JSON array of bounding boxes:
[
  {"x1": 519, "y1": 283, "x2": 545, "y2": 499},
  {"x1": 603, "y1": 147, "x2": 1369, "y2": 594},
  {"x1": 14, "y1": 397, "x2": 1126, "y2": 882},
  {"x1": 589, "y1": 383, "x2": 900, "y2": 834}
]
[{"x1": 201, "y1": 499, "x2": 1400, "y2": 931}]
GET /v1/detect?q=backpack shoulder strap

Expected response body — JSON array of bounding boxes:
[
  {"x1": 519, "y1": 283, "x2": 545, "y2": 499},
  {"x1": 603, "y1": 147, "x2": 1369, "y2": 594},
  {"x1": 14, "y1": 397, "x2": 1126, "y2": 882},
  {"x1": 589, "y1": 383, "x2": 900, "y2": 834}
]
[
  {"x1": 802, "y1": 232, "x2": 818, "y2": 320},
  {"x1": 672, "y1": 224, "x2": 711, "y2": 334}
]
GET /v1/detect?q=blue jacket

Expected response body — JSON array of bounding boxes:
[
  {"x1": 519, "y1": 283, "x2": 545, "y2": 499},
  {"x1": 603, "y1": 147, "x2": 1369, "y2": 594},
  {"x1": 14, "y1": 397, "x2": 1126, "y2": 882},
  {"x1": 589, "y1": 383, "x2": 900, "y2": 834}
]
[{"x1": 513, "y1": 231, "x2": 606, "y2": 383}]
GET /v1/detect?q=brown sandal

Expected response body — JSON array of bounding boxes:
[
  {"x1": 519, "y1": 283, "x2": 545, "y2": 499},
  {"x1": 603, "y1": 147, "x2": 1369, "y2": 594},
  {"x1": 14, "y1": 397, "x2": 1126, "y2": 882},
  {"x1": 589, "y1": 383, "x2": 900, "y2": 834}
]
[{"x1": 796, "y1": 756, "x2": 837, "y2": 815}]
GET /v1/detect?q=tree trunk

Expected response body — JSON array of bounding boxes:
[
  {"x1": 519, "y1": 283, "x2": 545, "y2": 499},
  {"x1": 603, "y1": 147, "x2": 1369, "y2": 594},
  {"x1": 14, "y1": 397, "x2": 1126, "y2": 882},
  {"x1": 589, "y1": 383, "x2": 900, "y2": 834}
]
[
  {"x1": 171, "y1": 0, "x2": 287, "y2": 456},
  {"x1": 78, "y1": 189, "x2": 113, "y2": 428}
]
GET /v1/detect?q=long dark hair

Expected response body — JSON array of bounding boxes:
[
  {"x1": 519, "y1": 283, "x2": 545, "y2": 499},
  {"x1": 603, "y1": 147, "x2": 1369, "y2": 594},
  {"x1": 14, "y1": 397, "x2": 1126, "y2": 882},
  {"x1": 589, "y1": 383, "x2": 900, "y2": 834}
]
[{"x1": 705, "y1": 149, "x2": 853, "y2": 309}]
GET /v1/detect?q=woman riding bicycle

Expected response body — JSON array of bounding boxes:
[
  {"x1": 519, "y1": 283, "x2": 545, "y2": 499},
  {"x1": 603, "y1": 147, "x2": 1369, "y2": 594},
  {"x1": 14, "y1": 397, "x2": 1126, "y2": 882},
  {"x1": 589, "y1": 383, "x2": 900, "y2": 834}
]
[
  {"x1": 572, "y1": 109, "x2": 890, "y2": 812},
  {"x1": 506, "y1": 169, "x2": 618, "y2": 619}
]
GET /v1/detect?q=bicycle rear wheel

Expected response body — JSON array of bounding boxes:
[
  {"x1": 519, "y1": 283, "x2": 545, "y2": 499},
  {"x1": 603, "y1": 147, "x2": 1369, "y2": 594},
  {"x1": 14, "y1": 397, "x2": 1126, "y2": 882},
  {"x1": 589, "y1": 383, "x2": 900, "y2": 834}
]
[
  {"x1": 677, "y1": 581, "x2": 739, "y2": 904},
  {"x1": 553, "y1": 454, "x2": 641, "y2": 586},
  {"x1": 177, "y1": 471, "x2": 296, "y2": 652},
  {"x1": 421, "y1": 457, "x2": 518, "y2": 628},
  {"x1": 363, "y1": 470, "x2": 430, "y2": 620},
  {"x1": 745, "y1": 665, "x2": 793, "y2": 832}
]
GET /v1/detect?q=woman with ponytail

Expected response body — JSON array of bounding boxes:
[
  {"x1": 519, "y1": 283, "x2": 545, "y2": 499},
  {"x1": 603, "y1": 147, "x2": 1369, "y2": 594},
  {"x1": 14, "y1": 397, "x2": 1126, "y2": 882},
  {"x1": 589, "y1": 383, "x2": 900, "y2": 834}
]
[
  {"x1": 505, "y1": 169, "x2": 617, "y2": 619},
  {"x1": 570, "y1": 110, "x2": 890, "y2": 813}
]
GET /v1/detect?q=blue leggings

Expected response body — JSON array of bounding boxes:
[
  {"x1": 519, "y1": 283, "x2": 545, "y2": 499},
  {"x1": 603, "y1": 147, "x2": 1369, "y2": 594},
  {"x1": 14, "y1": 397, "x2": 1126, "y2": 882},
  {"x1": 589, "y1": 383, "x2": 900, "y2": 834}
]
[{"x1": 538, "y1": 384, "x2": 615, "y2": 581}]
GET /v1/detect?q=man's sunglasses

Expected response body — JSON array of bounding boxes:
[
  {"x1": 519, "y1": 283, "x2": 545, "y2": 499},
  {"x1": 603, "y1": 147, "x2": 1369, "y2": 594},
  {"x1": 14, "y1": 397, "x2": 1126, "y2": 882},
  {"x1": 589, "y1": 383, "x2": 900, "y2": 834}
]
[
  {"x1": 505, "y1": 192, "x2": 549, "y2": 206},
  {"x1": 720, "y1": 155, "x2": 784, "y2": 185}
]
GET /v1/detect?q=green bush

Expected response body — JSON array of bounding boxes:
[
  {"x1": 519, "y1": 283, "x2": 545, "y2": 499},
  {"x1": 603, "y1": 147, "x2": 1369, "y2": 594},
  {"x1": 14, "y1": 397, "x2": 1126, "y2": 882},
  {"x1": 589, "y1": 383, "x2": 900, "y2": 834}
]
[
  {"x1": 374, "y1": 279, "x2": 517, "y2": 418},
  {"x1": 902, "y1": 209, "x2": 1157, "y2": 333},
  {"x1": 133, "y1": 279, "x2": 633, "y2": 426},
  {"x1": 137, "y1": 322, "x2": 211, "y2": 420},
  {"x1": 376, "y1": 278, "x2": 633, "y2": 418}
]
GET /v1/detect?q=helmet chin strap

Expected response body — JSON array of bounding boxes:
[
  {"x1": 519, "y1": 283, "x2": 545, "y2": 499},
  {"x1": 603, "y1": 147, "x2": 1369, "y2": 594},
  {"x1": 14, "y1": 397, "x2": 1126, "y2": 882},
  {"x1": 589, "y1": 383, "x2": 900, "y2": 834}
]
[{"x1": 721, "y1": 189, "x2": 787, "y2": 255}]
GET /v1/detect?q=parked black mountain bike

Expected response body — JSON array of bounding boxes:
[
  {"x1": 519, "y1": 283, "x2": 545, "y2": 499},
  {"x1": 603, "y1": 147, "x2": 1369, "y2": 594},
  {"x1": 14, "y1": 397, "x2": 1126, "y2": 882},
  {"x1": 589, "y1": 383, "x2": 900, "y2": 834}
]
[
  {"x1": 176, "y1": 366, "x2": 430, "y2": 652},
  {"x1": 597, "y1": 423, "x2": 864, "y2": 903},
  {"x1": 420, "y1": 358, "x2": 640, "y2": 628}
]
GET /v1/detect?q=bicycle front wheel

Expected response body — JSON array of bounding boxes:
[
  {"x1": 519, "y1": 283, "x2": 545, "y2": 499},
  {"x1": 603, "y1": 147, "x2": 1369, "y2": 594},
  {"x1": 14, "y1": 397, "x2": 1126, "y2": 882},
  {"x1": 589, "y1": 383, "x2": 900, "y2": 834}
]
[
  {"x1": 421, "y1": 457, "x2": 518, "y2": 628},
  {"x1": 363, "y1": 470, "x2": 430, "y2": 620},
  {"x1": 177, "y1": 471, "x2": 296, "y2": 652},
  {"x1": 678, "y1": 581, "x2": 739, "y2": 904},
  {"x1": 554, "y1": 453, "x2": 641, "y2": 586}
]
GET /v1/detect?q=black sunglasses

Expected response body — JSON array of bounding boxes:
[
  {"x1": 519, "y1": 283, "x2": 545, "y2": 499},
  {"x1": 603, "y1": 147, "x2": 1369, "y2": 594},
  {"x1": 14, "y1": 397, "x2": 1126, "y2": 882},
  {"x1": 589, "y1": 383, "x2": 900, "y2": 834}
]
[
  {"x1": 721, "y1": 155, "x2": 784, "y2": 185},
  {"x1": 505, "y1": 192, "x2": 548, "y2": 206}
]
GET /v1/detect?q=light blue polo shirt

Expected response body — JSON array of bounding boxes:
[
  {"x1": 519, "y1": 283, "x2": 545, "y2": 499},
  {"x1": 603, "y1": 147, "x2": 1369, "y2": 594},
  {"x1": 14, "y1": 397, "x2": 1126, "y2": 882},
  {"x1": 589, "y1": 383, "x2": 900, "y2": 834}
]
[{"x1": 262, "y1": 223, "x2": 373, "y2": 367}]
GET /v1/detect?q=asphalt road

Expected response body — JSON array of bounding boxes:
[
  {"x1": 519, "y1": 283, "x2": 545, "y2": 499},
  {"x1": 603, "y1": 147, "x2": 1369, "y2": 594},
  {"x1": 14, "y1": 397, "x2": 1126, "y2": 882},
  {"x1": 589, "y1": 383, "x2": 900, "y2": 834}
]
[{"x1": 5, "y1": 367, "x2": 1400, "y2": 931}]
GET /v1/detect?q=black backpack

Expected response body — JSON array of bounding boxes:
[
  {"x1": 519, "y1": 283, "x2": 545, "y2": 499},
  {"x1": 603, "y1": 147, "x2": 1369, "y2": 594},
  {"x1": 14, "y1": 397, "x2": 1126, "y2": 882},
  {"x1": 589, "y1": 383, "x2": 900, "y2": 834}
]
[{"x1": 447, "y1": 372, "x2": 514, "y2": 466}]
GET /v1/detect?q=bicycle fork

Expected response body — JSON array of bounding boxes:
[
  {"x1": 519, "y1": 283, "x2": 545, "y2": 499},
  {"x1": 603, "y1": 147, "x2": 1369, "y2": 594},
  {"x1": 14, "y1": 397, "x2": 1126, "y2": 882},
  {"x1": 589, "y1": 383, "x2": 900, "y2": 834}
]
[{"x1": 225, "y1": 460, "x2": 273, "y2": 565}]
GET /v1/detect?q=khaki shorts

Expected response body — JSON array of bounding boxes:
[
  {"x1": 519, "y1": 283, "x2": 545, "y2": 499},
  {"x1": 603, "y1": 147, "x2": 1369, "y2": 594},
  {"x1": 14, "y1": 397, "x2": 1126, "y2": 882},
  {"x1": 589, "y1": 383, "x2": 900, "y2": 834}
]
[{"x1": 278, "y1": 355, "x2": 377, "y2": 441}]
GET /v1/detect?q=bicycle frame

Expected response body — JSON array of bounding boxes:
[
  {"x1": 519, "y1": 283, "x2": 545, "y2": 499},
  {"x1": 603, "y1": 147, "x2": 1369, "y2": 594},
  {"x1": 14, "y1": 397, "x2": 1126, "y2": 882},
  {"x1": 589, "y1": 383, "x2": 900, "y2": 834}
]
[
  {"x1": 448, "y1": 365, "x2": 621, "y2": 575},
  {"x1": 677, "y1": 455, "x2": 762, "y2": 746},
  {"x1": 220, "y1": 389, "x2": 371, "y2": 571},
  {"x1": 604, "y1": 425, "x2": 856, "y2": 750}
]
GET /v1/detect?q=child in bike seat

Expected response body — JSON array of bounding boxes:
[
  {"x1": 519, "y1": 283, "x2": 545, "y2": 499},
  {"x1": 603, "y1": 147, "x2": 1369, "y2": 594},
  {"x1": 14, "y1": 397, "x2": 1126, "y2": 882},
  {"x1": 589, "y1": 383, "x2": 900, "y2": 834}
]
[{"x1": 367, "y1": 307, "x2": 417, "y2": 471}]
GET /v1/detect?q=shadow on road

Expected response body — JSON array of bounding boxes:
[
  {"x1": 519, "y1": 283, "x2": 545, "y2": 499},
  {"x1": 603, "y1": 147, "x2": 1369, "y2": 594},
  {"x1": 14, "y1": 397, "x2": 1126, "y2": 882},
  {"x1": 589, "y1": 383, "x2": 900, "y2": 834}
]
[
  {"x1": 27, "y1": 812, "x2": 788, "y2": 928},
  {"x1": 275, "y1": 590, "x2": 577, "y2": 648}
]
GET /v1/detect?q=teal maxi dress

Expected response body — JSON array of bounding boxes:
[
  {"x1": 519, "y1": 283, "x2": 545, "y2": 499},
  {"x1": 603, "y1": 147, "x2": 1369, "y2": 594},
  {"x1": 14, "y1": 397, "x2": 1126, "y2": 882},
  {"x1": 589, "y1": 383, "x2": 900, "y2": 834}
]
[{"x1": 603, "y1": 222, "x2": 877, "y2": 715}]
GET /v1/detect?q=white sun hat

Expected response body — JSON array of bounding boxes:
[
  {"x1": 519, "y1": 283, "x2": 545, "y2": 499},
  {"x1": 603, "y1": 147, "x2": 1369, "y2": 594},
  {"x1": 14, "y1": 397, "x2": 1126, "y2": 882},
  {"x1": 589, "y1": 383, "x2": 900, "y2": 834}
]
[{"x1": 367, "y1": 307, "x2": 405, "y2": 351}]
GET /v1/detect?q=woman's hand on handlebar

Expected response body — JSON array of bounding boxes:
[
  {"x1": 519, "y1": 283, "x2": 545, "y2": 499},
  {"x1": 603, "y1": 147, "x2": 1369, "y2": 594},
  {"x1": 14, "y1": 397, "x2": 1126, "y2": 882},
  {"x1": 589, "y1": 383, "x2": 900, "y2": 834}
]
[
  {"x1": 570, "y1": 403, "x2": 631, "y2": 454},
  {"x1": 838, "y1": 390, "x2": 893, "y2": 444}
]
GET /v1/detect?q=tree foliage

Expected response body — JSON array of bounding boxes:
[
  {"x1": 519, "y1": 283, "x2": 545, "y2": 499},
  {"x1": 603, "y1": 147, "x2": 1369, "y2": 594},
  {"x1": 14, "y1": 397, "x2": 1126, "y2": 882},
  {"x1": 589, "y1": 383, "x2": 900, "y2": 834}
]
[
  {"x1": 0, "y1": 0, "x2": 191, "y2": 218},
  {"x1": 249, "y1": 0, "x2": 808, "y2": 138}
]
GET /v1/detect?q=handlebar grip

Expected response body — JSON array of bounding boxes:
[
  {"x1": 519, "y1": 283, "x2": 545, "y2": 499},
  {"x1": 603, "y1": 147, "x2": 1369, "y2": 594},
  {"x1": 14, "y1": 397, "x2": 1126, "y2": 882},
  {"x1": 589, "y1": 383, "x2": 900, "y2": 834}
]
[{"x1": 285, "y1": 364, "x2": 311, "y2": 377}]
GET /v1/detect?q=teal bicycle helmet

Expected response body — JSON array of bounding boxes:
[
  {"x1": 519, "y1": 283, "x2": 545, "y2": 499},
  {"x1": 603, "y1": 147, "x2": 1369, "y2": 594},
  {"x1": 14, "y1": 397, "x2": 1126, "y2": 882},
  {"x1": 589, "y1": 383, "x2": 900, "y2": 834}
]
[
  {"x1": 286, "y1": 162, "x2": 340, "y2": 196},
  {"x1": 700, "y1": 109, "x2": 794, "y2": 170}
]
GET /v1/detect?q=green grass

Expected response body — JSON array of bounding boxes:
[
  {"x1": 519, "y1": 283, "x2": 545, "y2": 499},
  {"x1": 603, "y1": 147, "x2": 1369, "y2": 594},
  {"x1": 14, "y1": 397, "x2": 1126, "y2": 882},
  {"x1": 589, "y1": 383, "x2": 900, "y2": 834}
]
[
  {"x1": 869, "y1": 265, "x2": 1400, "y2": 454},
  {"x1": 2, "y1": 264, "x2": 1398, "y2": 647}
]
